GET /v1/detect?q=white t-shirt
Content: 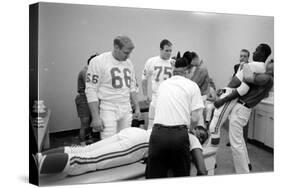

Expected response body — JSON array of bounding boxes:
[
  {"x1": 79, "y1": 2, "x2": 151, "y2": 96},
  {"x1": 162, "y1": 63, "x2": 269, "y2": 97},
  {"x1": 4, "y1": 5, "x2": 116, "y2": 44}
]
[
  {"x1": 85, "y1": 52, "x2": 136, "y2": 103},
  {"x1": 235, "y1": 61, "x2": 266, "y2": 81},
  {"x1": 154, "y1": 75, "x2": 204, "y2": 126},
  {"x1": 141, "y1": 56, "x2": 173, "y2": 97}
]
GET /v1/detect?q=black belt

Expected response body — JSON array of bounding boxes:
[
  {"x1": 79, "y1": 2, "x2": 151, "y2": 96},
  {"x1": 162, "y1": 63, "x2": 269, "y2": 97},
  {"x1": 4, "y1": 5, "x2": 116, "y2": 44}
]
[
  {"x1": 154, "y1": 124, "x2": 188, "y2": 130},
  {"x1": 237, "y1": 99, "x2": 250, "y2": 108}
]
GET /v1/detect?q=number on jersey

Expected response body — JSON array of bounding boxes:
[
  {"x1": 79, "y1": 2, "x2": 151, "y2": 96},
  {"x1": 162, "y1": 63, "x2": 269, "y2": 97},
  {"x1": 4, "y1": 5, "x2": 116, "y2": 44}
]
[
  {"x1": 154, "y1": 66, "x2": 172, "y2": 82},
  {"x1": 86, "y1": 73, "x2": 99, "y2": 84},
  {"x1": 110, "y1": 67, "x2": 131, "y2": 88}
]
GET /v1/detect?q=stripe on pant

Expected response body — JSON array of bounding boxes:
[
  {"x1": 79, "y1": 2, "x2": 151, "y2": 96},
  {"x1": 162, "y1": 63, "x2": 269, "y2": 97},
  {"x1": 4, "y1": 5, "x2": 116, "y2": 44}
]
[
  {"x1": 213, "y1": 101, "x2": 231, "y2": 134},
  {"x1": 70, "y1": 143, "x2": 148, "y2": 166}
]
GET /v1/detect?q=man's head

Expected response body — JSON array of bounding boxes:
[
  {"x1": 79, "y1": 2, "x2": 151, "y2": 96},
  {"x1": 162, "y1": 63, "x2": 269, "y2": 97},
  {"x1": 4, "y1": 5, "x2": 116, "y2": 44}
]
[
  {"x1": 160, "y1": 39, "x2": 172, "y2": 60},
  {"x1": 189, "y1": 52, "x2": 201, "y2": 66},
  {"x1": 240, "y1": 49, "x2": 250, "y2": 63},
  {"x1": 173, "y1": 52, "x2": 194, "y2": 78},
  {"x1": 113, "y1": 35, "x2": 135, "y2": 61},
  {"x1": 253, "y1": 43, "x2": 271, "y2": 62},
  {"x1": 87, "y1": 53, "x2": 99, "y2": 66},
  {"x1": 191, "y1": 126, "x2": 209, "y2": 145}
]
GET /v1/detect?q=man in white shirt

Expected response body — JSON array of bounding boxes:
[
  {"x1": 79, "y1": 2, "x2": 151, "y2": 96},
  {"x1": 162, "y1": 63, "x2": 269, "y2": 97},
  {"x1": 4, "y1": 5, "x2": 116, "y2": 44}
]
[
  {"x1": 85, "y1": 36, "x2": 140, "y2": 139},
  {"x1": 145, "y1": 55, "x2": 205, "y2": 178},
  {"x1": 141, "y1": 39, "x2": 174, "y2": 129}
]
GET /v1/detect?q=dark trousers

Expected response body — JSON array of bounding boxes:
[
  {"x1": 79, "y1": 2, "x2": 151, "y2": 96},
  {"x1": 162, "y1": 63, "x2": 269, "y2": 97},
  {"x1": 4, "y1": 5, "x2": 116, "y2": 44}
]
[{"x1": 145, "y1": 124, "x2": 191, "y2": 179}]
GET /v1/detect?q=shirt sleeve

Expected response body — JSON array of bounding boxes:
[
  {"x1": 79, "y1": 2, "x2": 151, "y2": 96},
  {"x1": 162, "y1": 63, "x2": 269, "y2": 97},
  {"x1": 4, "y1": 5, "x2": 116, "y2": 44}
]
[
  {"x1": 188, "y1": 134, "x2": 203, "y2": 151},
  {"x1": 191, "y1": 83, "x2": 205, "y2": 111},
  {"x1": 141, "y1": 59, "x2": 152, "y2": 80},
  {"x1": 85, "y1": 57, "x2": 101, "y2": 103}
]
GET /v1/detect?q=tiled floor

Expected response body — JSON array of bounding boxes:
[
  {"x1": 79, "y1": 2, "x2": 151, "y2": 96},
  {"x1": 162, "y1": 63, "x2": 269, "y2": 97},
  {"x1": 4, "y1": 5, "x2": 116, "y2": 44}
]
[
  {"x1": 215, "y1": 126, "x2": 273, "y2": 175},
  {"x1": 48, "y1": 126, "x2": 273, "y2": 175}
]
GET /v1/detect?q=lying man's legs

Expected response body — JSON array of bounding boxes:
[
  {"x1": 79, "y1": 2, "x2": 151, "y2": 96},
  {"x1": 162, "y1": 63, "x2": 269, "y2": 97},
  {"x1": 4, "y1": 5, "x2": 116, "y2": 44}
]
[{"x1": 39, "y1": 128, "x2": 148, "y2": 176}]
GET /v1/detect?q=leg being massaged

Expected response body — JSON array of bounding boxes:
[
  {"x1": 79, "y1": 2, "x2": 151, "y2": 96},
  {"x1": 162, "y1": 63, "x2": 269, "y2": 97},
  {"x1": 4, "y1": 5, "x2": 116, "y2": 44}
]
[
  {"x1": 36, "y1": 126, "x2": 208, "y2": 176},
  {"x1": 209, "y1": 48, "x2": 274, "y2": 146}
]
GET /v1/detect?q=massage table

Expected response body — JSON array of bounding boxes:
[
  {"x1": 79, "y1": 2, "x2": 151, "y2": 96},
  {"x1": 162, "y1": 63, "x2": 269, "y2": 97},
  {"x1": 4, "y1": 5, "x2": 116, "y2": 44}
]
[{"x1": 39, "y1": 146, "x2": 217, "y2": 186}]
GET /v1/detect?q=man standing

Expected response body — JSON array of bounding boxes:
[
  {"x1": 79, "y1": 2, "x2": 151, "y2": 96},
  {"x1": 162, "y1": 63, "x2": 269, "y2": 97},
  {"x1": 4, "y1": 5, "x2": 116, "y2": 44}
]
[
  {"x1": 233, "y1": 49, "x2": 250, "y2": 76},
  {"x1": 85, "y1": 36, "x2": 141, "y2": 139},
  {"x1": 75, "y1": 53, "x2": 99, "y2": 145},
  {"x1": 145, "y1": 55, "x2": 205, "y2": 178},
  {"x1": 141, "y1": 39, "x2": 173, "y2": 129},
  {"x1": 228, "y1": 44, "x2": 273, "y2": 173}
]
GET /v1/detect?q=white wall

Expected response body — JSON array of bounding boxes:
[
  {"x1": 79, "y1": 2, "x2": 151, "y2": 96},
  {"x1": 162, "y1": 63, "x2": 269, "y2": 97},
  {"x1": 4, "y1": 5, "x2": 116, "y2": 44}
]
[
  {"x1": 208, "y1": 14, "x2": 274, "y2": 89},
  {"x1": 37, "y1": 3, "x2": 273, "y2": 132}
]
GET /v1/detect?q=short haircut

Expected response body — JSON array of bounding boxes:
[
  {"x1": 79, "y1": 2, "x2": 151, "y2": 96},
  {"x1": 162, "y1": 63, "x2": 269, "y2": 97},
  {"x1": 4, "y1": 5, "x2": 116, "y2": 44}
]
[
  {"x1": 113, "y1": 35, "x2": 134, "y2": 49},
  {"x1": 160, "y1": 39, "x2": 172, "y2": 49},
  {"x1": 241, "y1": 49, "x2": 250, "y2": 57},
  {"x1": 194, "y1": 126, "x2": 209, "y2": 145},
  {"x1": 182, "y1": 51, "x2": 194, "y2": 64},
  {"x1": 259, "y1": 43, "x2": 272, "y2": 59},
  {"x1": 174, "y1": 57, "x2": 192, "y2": 69},
  {"x1": 190, "y1": 51, "x2": 199, "y2": 60},
  {"x1": 87, "y1": 53, "x2": 99, "y2": 65}
]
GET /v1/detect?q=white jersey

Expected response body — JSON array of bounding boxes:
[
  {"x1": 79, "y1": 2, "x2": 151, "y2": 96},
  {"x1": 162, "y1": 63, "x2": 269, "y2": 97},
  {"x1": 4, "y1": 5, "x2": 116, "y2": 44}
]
[
  {"x1": 85, "y1": 52, "x2": 136, "y2": 104},
  {"x1": 235, "y1": 61, "x2": 266, "y2": 81},
  {"x1": 154, "y1": 75, "x2": 204, "y2": 126},
  {"x1": 142, "y1": 56, "x2": 173, "y2": 96}
]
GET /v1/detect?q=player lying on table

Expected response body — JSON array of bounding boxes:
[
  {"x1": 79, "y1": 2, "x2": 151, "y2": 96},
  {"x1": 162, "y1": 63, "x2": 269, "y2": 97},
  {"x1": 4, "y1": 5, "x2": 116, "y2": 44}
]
[
  {"x1": 35, "y1": 126, "x2": 208, "y2": 177},
  {"x1": 208, "y1": 44, "x2": 273, "y2": 145}
]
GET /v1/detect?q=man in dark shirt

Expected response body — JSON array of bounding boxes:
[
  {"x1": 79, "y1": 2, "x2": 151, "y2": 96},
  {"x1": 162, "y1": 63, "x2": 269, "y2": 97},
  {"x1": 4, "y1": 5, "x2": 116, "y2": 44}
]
[
  {"x1": 233, "y1": 49, "x2": 250, "y2": 77},
  {"x1": 75, "y1": 53, "x2": 99, "y2": 145},
  {"x1": 228, "y1": 44, "x2": 273, "y2": 173}
]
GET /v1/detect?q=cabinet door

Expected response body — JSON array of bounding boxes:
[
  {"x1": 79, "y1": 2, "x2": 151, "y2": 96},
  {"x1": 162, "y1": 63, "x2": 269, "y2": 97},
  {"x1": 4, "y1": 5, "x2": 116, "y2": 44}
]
[
  {"x1": 265, "y1": 115, "x2": 274, "y2": 148},
  {"x1": 253, "y1": 111, "x2": 267, "y2": 143}
]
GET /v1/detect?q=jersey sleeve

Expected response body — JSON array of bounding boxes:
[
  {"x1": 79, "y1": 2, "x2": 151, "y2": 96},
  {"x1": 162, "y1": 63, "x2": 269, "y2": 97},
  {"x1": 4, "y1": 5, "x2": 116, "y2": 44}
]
[
  {"x1": 85, "y1": 57, "x2": 102, "y2": 103},
  {"x1": 191, "y1": 83, "x2": 205, "y2": 111},
  {"x1": 141, "y1": 59, "x2": 152, "y2": 80},
  {"x1": 188, "y1": 134, "x2": 203, "y2": 151}
]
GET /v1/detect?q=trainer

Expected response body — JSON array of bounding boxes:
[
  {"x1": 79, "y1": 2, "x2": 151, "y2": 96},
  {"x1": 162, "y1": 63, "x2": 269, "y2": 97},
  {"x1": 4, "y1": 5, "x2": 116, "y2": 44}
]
[{"x1": 145, "y1": 52, "x2": 205, "y2": 178}]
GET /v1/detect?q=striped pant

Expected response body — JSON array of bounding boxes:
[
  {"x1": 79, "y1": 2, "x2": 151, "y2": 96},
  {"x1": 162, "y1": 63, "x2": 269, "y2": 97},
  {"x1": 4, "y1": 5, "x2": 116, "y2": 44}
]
[
  {"x1": 209, "y1": 88, "x2": 238, "y2": 145},
  {"x1": 40, "y1": 128, "x2": 149, "y2": 176}
]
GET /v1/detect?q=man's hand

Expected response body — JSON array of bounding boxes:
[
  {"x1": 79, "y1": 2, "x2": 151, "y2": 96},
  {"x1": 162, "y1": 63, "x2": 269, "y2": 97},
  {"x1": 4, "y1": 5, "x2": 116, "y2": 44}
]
[
  {"x1": 91, "y1": 117, "x2": 104, "y2": 132},
  {"x1": 214, "y1": 99, "x2": 225, "y2": 109},
  {"x1": 133, "y1": 107, "x2": 141, "y2": 120},
  {"x1": 144, "y1": 96, "x2": 151, "y2": 104}
]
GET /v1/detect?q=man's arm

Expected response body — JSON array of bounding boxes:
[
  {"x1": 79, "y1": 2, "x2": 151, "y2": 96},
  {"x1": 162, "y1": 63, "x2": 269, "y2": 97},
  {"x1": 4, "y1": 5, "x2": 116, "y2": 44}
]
[
  {"x1": 88, "y1": 101, "x2": 104, "y2": 132},
  {"x1": 85, "y1": 58, "x2": 104, "y2": 131},
  {"x1": 243, "y1": 63, "x2": 272, "y2": 86},
  {"x1": 191, "y1": 108, "x2": 204, "y2": 129},
  {"x1": 130, "y1": 91, "x2": 141, "y2": 120},
  {"x1": 141, "y1": 79, "x2": 150, "y2": 102},
  {"x1": 191, "y1": 149, "x2": 207, "y2": 176},
  {"x1": 141, "y1": 60, "x2": 151, "y2": 103}
]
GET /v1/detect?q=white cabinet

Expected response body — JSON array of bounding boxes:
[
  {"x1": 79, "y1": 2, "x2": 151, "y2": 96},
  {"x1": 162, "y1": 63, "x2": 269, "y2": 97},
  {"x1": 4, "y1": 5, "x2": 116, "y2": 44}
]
[{"x1": 248, "y1": 102, "x2": 274, "y2": 148}]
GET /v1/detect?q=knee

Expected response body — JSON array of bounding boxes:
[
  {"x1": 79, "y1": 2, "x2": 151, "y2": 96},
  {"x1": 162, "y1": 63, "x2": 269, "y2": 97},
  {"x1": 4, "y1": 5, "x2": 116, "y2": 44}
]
[{"x1": 81, "y1": 117, "x2": 91, "y2": 125}]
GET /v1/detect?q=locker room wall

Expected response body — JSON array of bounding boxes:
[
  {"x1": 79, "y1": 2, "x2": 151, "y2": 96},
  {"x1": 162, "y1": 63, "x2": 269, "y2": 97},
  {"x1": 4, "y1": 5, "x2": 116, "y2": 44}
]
[
  {"x1": 37, "y1": 3, "x2": 273, "y2": 132},
  {"x1": 208, "y1": 14, "x2": 274, "y2": 89}
]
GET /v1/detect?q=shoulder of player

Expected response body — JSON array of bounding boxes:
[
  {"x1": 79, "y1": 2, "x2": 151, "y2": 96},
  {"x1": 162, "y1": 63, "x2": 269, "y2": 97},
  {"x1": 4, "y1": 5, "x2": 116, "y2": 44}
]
[
  {"x1": 188, "y1": 133, "x2": 202, "y2": 150},
  {"x1": 146, "y1": 56, "x2": 160, "y2": 64}
]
